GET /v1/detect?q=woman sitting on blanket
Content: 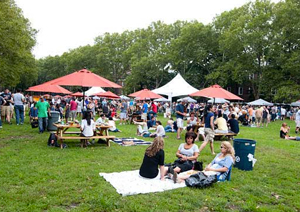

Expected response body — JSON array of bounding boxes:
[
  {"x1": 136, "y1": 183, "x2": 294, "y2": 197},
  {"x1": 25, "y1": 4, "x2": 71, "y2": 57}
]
[
  {"x1": 178, "y1": 141, "x2": 235, "y2": 182},
  {"x1": 166, "y1": 132, "x2": 199, "y2": 182},
  {"x1": 139, "y1": 137, "x2": 165, "y2": 180}
]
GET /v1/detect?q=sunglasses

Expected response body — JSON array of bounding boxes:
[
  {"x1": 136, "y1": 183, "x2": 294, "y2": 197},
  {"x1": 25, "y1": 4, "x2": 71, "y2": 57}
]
[{"x1": 220, "y1": 146, "x2": 226, "y2": 149}]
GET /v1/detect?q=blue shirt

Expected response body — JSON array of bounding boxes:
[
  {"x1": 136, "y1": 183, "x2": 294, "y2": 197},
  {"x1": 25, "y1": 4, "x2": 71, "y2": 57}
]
[
  {"x1": 142, "y1": 103, "x2": 148, "y2": 113},
  {"x1": 176, "y1": 104, "x2": 184, "y2": 119},
  {"x1": 205, "y1": 112, "x2": 214, "y2": 128},
  {"x1": 210, "y1": 153, "x2": 233, "y2": 181}
]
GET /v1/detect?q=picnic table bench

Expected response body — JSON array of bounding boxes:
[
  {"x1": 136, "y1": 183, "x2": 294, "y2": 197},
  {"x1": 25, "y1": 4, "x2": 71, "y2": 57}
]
[
  {"x1": 214, "y1": 132, "x2": 237, "y2": 141},
  {"x1": 53, "y1": 123, "x2": 115, "y2": 148}
]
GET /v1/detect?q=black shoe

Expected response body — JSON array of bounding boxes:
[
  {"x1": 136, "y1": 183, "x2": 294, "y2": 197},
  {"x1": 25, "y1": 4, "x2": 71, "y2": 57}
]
[
  {"x1": 172, "y1": 172, "x2": 178, "y2": 183},
  {"x1": 168, "y1": 167, "x2": 175, "y2": 175}
]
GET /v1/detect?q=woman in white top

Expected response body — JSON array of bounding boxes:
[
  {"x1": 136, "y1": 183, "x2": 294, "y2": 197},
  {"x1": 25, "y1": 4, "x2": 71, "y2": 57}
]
[
  {"x1": 76, "y1": 99, "x2": 82, "y2": 116},
  {"x1": 187, "y1": 112, "x2": 198, "y2": 126},
  {"x1": 165, "y1": 132, "x2": 199, "y2": 182},
  {"x1": 150, "y1": 121, "x2": 165, "y2": 137},
  {"x1": 80, "y1": 112, "x2": 95, "y2": 147}
]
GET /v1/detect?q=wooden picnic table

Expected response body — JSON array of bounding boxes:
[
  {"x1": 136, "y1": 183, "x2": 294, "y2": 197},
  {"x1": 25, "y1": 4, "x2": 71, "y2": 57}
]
[
  {"x1": 193, "y1": 123, "x2": 204, "y2": 133},
  {"x1": 53, "y1": 123, "x2": 115, "y2": 148}
]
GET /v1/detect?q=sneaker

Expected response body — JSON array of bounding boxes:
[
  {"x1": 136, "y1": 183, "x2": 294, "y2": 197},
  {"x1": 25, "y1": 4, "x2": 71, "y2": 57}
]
[
  {"x1": 0, "y1": 126, "x2": 2, "y2": 129},
  {"x1": 20, "y1": 122, "x2": 23, "y2": 125}
]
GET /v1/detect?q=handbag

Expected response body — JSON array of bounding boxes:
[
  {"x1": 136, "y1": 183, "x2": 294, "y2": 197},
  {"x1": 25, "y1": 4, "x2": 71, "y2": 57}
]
[{"x1": 193, "y1": 161, "x2": 203, "y2": 171}]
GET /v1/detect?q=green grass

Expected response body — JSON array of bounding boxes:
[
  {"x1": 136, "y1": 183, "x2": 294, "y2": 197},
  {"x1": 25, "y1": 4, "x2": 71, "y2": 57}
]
[{"x1": 0, "y1": 114, "x2": 300, "y2": 212}]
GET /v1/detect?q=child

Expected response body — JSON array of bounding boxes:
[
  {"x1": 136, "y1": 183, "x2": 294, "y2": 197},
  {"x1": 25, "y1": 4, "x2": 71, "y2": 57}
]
[{"x1": 64, "y1": 104, "x2": 70, "y2": 123}]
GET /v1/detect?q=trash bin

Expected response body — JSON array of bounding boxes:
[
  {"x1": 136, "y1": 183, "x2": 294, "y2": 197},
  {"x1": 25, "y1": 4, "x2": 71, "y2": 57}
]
[
  {"x1": 233, "y1": 139, "x2": 256, "y2": 171},
  {"x1": 48, "y1": 111, "x2": 60, "y2": 131}
]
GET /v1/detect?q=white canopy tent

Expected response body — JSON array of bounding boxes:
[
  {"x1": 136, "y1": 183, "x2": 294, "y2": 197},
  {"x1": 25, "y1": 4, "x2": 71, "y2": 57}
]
[
  {"x1": 85, "y1": 87, "x2": 105, "y2": 96},
  {"x1": 119, "y1": 95, "x2": 130, "y2": 100},
  {"x1": 291, "y1": 101, "x2": 300, "y2": 107},
  {"x1": 177, "y1": 97, "x2": 197, "y2": 103},
  {"x1": 208, "y1": 98, "x2": 230, "y2": 104},
  {"x1": 247, "y1": 99, "x2": 273, "y2": 106},
  {"x1": 152, "y1": 73, "x2": 198, "y2": 102},
  {"x1": 154, "y1": 97, "x2": 169, "y2": 102}
]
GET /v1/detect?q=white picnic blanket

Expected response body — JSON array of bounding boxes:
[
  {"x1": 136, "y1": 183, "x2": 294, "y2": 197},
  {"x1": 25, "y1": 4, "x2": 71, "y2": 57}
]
[{"x1": 99, "y1": 170, "x2": 187, "y2": 196}]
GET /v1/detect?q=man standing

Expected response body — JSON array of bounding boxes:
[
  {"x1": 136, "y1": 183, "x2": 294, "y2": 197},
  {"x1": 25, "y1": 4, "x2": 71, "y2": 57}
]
[
  {"x1": 119, "y1": 99, "x2": 128, "y2": 125},
  {"x1": 141, "y1": 100, "x2": 148, "y2": 121},
  {"x1": 176, "y1": 100, "x2": 186, "y2": 139},
  {"x1": 13, "y1": 89, "x2": 26, "y2": 125},
  {"x1": 70, "y1": 98, "x2": 77, "y2": 121},
  {"x1": 1, "y1": 89, "x2": 13, "y2": 124},
  {"x1": 36, "y1": 96, "x2": 50, "y2": 133},
  {"x1": 0, "y1": 95, "x2": 6, "y2": 129}
]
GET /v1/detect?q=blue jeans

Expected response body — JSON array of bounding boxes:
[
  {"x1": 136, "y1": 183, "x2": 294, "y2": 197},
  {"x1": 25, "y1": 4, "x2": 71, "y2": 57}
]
[
  {"x1": 38, "y1": 117, "x2": 48, "y2": 132},
  {"x1": 14, "y1": 105, "x2": 24, "y2": 124}
]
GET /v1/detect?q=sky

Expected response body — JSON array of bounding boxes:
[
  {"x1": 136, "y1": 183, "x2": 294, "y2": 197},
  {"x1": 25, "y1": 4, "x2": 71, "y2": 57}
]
[{"x1": 15, "y1": 0, "x2": 279, "y2": 59}]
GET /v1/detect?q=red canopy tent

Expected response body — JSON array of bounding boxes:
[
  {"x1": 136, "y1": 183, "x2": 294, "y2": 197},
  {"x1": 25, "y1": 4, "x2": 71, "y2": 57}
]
[
  {"x1": 129, "y1": 89, "x2": 163, "y2": 100},
  {"x1": 48, "y1": 69, "x2": 121, "y2": 88},
  {"x1": 190, "y1": 84, "x2": 243, "y2": 101},
  {"x1": 26, "y1": 83, "x2": 71, "y2": 94},
  {"x1": 44, "y1": 68, "x2": 122, "y2": 108},
  {"x1": 94, "y1": 91, "x2": 120, "y2": 99},
  {"x1": 71, "y1": 92, "x2": 84, "y2": 97}
]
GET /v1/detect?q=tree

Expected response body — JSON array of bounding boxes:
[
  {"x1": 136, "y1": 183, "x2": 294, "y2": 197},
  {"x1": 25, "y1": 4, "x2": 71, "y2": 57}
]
[
  {"x1": 0, "y1": 0, "x2": 37, "y2": 88},
  {"x1": 168, "y1": 21, "x2": 219, "y2": 89},
  {"x1": 270, "y1": 0, "x2": 300, "y2": 102},
  {"x1": 211, "y1": 0, "x2": 275, "y2": 99}
]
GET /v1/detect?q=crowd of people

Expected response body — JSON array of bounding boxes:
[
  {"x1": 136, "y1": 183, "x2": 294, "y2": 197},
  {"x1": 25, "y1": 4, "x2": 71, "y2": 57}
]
[{"x1": 1, "y1": 88, "x2": 300, "y2": 185}]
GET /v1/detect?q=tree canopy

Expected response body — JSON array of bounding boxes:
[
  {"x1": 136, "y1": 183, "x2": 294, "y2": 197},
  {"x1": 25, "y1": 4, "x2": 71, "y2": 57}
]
[
  {"x1": 0, "y1": 0, "x2": 37, "y2": 89},
  {"x1": 5, "y1": 0, "x2": 300, "y2": 102}
]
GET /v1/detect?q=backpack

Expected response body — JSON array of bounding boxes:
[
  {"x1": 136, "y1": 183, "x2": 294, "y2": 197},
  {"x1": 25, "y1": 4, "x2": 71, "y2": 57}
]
[
  {"x1": 47, "y1": 133, "x2": 60, "y2": 147},
  {"x1": 185, "y1": 172, "x2": 217, "y2": 188}
]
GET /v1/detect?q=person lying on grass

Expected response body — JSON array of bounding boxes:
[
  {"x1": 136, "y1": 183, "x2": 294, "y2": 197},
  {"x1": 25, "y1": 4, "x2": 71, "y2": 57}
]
[
  {"x1": 166, "y1": 132, "x2": 199, "y2": 183},
  {"x1": 139, "y1": 137, "x2": 165, "y2": 180},
  {"x1": 280, "y1": 122, "x2": 300, "y2": 141},
  {"x1": 134, "y1": 120, "x2": 151, "y2": 137},
  {"x1": 177, "y1": 141, "x2": 235, "y2": 183}
]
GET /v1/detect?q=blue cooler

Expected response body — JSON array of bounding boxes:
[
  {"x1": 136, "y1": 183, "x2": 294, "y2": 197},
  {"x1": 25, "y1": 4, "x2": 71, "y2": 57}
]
[{"x1": 233, "y1": 139, "x2": 256, "y2": 171}]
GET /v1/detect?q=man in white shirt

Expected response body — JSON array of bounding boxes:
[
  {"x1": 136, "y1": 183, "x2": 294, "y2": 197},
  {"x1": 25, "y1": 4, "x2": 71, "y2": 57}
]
[{"x1": 13, "y1": 89, "x2": 25, "y2": 125}]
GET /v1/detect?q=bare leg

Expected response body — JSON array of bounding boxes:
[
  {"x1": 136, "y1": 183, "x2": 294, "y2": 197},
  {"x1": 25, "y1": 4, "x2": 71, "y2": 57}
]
[
  {"x1": 177, "y1": 128, "x2": 182, "y2": 139},
  {"x1": 199, "y1": 141, "x2": 209, "y2": 153},
  {"x1": 210, "y1": 141, "x2": 215, "y2": 155}
]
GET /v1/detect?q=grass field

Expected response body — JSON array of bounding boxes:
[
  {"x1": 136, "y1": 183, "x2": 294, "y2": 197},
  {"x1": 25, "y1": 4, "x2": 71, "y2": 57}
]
[{"x1": 0, "y1": 114, "x2": 300, "y2": 212}]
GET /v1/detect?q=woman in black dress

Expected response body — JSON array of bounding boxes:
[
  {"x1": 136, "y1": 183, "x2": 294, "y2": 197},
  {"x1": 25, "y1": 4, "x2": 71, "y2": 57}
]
[{"x1": 139, "y1": 137, "x2": 165, "y2": 180}]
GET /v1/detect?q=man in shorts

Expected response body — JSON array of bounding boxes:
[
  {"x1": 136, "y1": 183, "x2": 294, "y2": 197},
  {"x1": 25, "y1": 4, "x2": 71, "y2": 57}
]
[
  {"x1": 176, "y1": 100, "x2": 186, "y2": 139},
  {"x1": 1, "y1": 89, "x2": 13, "y2": 125},
  {"x1": 141, "y1": 100, "x2": 148, "y2": 121},
  {"x1": 119, "y1": 99, "x2": 128, "y2": 125},
  {"x1": 0, "y1": 95, "x2": 6, "y2": 128}
]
